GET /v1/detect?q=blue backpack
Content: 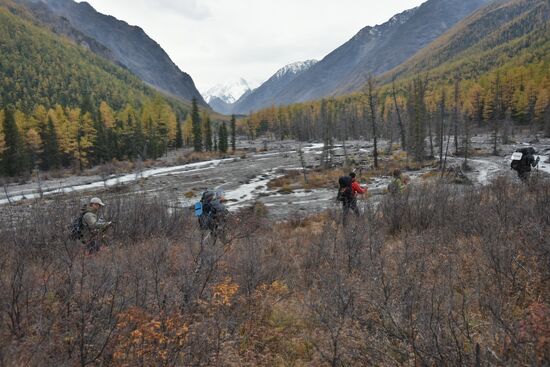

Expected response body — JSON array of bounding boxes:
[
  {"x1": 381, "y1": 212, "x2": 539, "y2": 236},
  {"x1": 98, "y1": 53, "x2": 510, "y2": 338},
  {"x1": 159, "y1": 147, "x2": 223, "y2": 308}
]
[
  {"x1": 196, "y1": 191, "x2": 217, "y2": 229},
  {"x1": 194, "y1": 202, "x2": 203, "y2": 217}
]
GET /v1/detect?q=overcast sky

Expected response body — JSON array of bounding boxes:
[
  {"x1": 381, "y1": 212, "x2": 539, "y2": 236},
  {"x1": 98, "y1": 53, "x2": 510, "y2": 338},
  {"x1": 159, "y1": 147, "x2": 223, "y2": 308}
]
[{"x1": 83, "y1": 0, "x2": 425, "y2": 93}]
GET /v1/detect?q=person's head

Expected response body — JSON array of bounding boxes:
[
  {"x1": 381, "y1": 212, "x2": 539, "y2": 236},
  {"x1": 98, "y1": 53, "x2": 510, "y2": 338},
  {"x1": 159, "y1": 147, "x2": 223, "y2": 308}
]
[
  {"x1": 349, "y1": 172, "x2": 357, "y2": 181},
  {"x1": 217, "y1": 191, "x2": 227, "y2": 203},
  {"x1": 89, "y1": 197, "x2": 105, "y2": 212},
  {"x1": 393, "y1": 169, "x2": 401, "y2": 178}
]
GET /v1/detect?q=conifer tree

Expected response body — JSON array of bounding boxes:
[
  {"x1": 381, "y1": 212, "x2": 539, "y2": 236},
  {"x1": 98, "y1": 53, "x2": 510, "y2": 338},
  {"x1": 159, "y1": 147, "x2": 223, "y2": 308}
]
[
  {"x1": 40, "y1": 116, "x2": 60, "y2": 170},
  {"x1": 2, "y1": 106, "x2": 28, "y2": 176},
  {"x1": 230, "y1": 114, "x2": 236, "y2": 152},
  {"x1": 204, "y1": 116, "x2": 213, "y2": 152},
  {"x1": 218, "y1": 123, "x2": 228, "y2": 153},
  {"x1": 191, "y1": 97, "x2": 202, "y2": 152},
  {"x1": 175, "y1": 117, "x2": 183, "y2": 149},
  {"x1": 131, "y1": 114, "x2": 146, "y2": 159}
]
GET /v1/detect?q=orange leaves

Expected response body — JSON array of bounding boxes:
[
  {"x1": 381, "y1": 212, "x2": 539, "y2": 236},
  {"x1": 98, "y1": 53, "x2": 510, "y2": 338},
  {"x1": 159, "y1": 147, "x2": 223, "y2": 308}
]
[
  {"x1": 213, "y1": 278, "x2": 240, "y2": 306},
  {"x1": 112, "y1": 307, "x2": 189, "y2": 366},
  {"x1": 519, "y1": 301, "x2": 550, "y2": 363}
]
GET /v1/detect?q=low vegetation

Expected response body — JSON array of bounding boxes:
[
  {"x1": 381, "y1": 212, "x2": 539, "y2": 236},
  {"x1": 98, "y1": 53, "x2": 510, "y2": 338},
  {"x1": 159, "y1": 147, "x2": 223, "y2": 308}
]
[
  {"x1": 1, "y1": 177, "x2": 548, "y2": 366},
  {"x1": 268, "y1": 150, "x2": 436, "y2": 191}
]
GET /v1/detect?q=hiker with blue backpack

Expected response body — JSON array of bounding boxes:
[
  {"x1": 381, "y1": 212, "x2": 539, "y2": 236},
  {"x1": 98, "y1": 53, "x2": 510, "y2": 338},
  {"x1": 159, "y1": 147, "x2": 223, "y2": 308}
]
[
  {"x1": 337, "y1": 172, "x2": 367, "y2": 225},
  {"x1": 195, "y1": 190, "x2": 229, "y2": 235}
]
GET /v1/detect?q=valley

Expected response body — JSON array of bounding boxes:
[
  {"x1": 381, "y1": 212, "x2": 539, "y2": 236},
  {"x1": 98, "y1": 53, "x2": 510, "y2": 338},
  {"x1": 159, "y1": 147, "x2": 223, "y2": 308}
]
[{"x1": 3, "y1": 135, "x2": 549, "y2": 220}]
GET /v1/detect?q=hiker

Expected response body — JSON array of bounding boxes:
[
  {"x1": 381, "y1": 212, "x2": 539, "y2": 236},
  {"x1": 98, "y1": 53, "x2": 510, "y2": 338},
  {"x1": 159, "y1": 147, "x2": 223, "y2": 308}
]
[
  {"x1": 81, "y1": 197, "x2": 112, "y2": 253},
  {"x1": 388, "y1": 169, "x2": 408, "y2": 194},
  {"x1": 338, "y1": 172, "x2": 366, "y2": 224},
  {"x1": 196, "y1": 190, "x2": 229, "y2": 234},
  {"x1": 511, "y1": 147, "x2": 540, "y2": 182}
]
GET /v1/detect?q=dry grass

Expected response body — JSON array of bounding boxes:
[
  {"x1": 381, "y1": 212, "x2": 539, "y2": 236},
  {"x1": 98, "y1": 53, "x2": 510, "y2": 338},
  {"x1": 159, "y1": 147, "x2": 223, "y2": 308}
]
[{"x1": 267, "y1": 150, "x2": 437, "y2": 190}]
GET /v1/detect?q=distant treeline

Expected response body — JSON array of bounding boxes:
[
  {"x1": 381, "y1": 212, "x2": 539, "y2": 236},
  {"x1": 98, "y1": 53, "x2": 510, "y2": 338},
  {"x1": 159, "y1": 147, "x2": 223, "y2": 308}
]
[
  {"x1": 0, "y1": 97, "x2": 235, "y2": 177},
  {"x1": 240, "y1": 62, "x2": 550, "y2": 159}
]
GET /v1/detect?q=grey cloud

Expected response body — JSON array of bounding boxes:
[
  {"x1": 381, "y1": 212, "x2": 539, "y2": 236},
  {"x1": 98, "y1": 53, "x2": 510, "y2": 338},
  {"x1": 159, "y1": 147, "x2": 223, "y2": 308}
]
[{"x1": 147, "y1": 0, "x2": 211, "y2": 20}]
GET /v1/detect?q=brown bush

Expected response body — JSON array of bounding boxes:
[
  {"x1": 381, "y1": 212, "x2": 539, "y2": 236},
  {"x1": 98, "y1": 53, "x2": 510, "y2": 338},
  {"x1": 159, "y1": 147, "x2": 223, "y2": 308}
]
[{"x1": 0, "y1": 177, "x2": 549, "y2": 366}]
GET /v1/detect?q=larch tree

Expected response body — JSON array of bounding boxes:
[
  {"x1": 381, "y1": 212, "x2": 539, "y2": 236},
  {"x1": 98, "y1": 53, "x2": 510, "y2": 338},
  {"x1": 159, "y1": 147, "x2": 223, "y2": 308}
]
[
  {"x1": 2, "y1": 106, "x2": 28, "y2": 176},
  {"x1": 77, "y1": 111, "x2": 97, "y2": 171},
  {"x1": 183, "y1": 115, "x2": 193, "y2": 147},
  {"x1": 40, "y1": 116, "x2": 60, "y2": 170}
]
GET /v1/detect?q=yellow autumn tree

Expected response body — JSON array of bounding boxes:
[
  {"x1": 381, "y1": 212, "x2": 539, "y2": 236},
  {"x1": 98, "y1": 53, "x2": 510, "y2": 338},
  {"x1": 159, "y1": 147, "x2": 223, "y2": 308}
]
[
  {"x1": 535, "y1": 89, "x2": 549, "y2": 124},
  {"x1": 183, "y1": 114, "x2": 193, "y2": 147},
  {"x1": 76, "y1": 111, "x2": 96, "y2": 169},
  {"x1": 50, "y1": 105, "x2": 71, "y2": 157},
  {"x1": 99, "y1": 101, "x2": 116, "y2": 129}
]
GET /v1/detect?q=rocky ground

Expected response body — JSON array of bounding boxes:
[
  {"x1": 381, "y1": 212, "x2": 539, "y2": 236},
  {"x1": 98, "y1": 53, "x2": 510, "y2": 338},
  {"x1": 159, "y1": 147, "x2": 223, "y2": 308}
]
[{"x1": 1, "y1": 135, "x2": 549, "y2": 221}]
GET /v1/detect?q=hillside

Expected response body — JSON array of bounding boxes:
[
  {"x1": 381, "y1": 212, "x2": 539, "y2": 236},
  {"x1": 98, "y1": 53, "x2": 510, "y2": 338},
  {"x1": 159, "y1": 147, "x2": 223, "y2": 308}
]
[
  {"x1": 0, "y1": 2, "x2": 166, "y2": 112},
  {"x1": 0, "y1": 2, "x2": 221, "y2": 177},
  {"x1": 383, "y1": 0, "x2": 550, "y2": 83},
  {"x1": 243, "y1": 0, "x2": 549, "y2": 147},
  {"x1": 15, "y1": 0, "x2": 207, "y2": 106},
  {"x1": 237, "y1": 0, "x2": 487, "y2": 113}
]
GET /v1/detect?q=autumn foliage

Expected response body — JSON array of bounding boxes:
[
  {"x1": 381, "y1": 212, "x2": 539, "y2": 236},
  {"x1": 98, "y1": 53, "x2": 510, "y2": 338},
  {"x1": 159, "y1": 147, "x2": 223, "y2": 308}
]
[{"x1": 0, "y1": 176, "x2": 549, "y2": 365}]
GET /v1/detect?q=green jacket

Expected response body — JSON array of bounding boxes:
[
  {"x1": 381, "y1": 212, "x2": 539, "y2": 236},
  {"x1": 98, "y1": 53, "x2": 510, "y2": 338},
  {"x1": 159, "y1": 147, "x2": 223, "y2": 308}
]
[
  {"x1": 389, "y1": 177, "x2": 405, "y2": 194},
  {"x1": 82, "y1": 209, "x2": 109, "y2": 239}
]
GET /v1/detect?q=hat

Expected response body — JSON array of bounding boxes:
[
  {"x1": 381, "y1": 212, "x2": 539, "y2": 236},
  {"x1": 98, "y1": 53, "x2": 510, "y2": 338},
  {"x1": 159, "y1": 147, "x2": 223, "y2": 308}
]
[{"x1": 90, "y1": 197, "x2": 105, "y2": 206}]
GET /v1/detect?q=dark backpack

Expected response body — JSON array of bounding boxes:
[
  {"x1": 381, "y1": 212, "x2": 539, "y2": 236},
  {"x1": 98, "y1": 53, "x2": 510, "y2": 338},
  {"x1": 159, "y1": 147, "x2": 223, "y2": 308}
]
[
  {"x1": 69, "y1": 212, "x2": 86, "y2": 240},
  {"x1": 198, "y1": 191, "x2": 217, "y2": 230},
  {"x1": 337, "y1": 176, "x2": 353, "y2": 202},
  {"x1": 387, "y1": 180, "x2": 399, "y2": 195},
  {"x1": 511, "y1": 147, "x2": 536, "y2": 171}
]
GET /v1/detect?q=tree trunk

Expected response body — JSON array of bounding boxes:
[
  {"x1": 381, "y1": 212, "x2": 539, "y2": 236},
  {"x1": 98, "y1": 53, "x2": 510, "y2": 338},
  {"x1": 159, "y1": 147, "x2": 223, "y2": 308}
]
[
  {"x1": 392, "y1": 78, "x2": 406, "y2": 151},
  {"x1": 367, "y1": 77, "x2": 379, "y2": 169}
]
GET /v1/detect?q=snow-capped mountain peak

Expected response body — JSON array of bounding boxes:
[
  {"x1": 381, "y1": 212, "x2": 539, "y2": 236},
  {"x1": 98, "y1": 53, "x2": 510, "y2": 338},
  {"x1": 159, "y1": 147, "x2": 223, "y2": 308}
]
[
  {"x1": 274, "y1": 60, "x2": 318, "y2": 80},
  {"x1": 204, "y1": 78, "x2": 252, "y2": 104}
]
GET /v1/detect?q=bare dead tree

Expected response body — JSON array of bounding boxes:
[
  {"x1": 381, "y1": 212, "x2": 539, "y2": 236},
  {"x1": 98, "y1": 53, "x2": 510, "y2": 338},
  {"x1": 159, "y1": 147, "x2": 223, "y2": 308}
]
[
  {"x1": 366, "y1": 76, "x2": 379, "y2": 169},
  {"x1": 392, "y1": 77, "x2": 407, "y2": 151},
  {"x1": 439, "y1": 89, "x2": 446, "y2": 171},
  {"x1": 453, "y1": 78, "x2": 461, "y2": 154}
]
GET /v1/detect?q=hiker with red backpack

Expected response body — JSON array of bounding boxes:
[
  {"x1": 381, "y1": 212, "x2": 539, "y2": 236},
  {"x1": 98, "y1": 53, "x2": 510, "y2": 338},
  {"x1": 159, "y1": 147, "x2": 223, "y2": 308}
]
[{"x1": 337, "y1": 172, "x2": 367, "y2": 224}]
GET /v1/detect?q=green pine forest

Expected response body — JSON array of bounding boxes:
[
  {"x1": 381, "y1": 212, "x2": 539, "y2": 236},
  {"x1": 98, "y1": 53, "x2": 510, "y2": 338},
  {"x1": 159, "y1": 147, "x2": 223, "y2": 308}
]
[{"x1": 241, "y1": 0, "x2": 550, "y2": 157}]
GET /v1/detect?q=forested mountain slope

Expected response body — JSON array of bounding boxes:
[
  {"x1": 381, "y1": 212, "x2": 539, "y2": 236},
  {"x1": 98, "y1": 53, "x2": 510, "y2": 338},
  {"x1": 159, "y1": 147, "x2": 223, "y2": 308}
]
[
  {"x1": 15, "y1": 0, "x2": 207, "y2": 105},
  {"x1": 0, "y1": 2, "x2": 164, "y2": 112},
  {"x1": 383, "y1": 0, "x2": 550, "y2": 84},
  {"x1": 244, "y1": 0, "x2": 487, "y2": 112},
  {"x1": 0, "y1": 1, "x2": 197, "y2": 177},
  {"x1": 242, "y1": 0, "x2": 550, "y2": 145}
]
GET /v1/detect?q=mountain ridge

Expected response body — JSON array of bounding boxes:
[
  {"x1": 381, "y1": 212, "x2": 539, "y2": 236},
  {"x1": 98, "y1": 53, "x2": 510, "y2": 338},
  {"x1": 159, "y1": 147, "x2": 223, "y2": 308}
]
[
  {"x1": 231, "y1": 60, "x2": 318, "y2": 114},
  {"x1": 234, "y1": 0, "x2": 488, "y2": 113},
  {"x1": 14, "y1": 0, "x2": 207, "y2": 106}
]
